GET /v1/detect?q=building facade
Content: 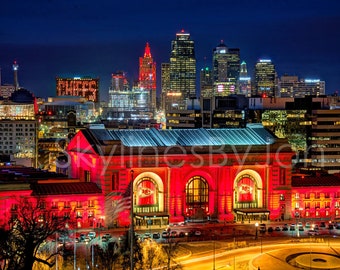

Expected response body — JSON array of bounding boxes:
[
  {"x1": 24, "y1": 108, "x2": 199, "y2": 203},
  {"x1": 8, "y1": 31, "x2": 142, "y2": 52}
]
[
  {"x1": 168, "y1": 30, "x2": 196, "y2": 110},
  {"x1": 66, "y1": 124, "x2": 295, "y2": 227},
  {"x1": 212, "y1": 42, "x2": 240, "y2": 97},
  {"x1": 139, "y1": 42, "x2": 156, "y2": 112},
  {"x1": 253, "y1": 59, "x2": 277, "y2": 97},
  {"x1": 0, "y1": 88, "x2": 38, "y2": 167},
  {"x1": 56, "y1": 77, "x2": 99, "y2": 103},
  {"x1": 278, "y1": 75, "x2": 325, "y2": 97}
]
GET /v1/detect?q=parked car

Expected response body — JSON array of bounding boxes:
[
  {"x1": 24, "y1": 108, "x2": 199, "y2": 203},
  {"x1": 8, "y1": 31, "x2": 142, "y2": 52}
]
[
  {"x1": 88, "y1": 231, "x2": 96, "y2": 239},
  {"x1": 194, "y1": 230, "x2": 202, "y2": 236},
  {"x1": 162, "y1": 231, "x2": 169, "y2": 238},
  {"x1": 170, "y1": 231, "x2": 178, "y2": 238},
  {"x1": 259, "y1": 224, "x2": 266, "y2": 233},
  {"x1": 143, "y1": 233, "x2": 152, "y2": 240},
  {"x1": 102, "y1": 233, "x2": 112, "y2": 242},
  {"x1": 103, "y1": 233, "x2": 112, "y2": 239},
  {"x1": 79, "y1": 233, "x2": 86, "y2": 241},
  {"x1": 152, "y1": 232, "x2": 160, "y2": 239},
  {"x1": 307, "y1": 229, "x2": 319, "y2": 236},
  {"x1": 178, "y1": 231, "x2": 185, "y2": 237}
]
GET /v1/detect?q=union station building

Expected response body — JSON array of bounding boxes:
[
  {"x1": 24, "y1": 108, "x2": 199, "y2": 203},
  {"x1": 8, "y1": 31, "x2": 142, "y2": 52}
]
[
  {"x1": 66, "y1": 124, "x2": 296, "y2": 227},
  {"x1": 2, "y1": 124, "x2": 340, "y2": 229}
]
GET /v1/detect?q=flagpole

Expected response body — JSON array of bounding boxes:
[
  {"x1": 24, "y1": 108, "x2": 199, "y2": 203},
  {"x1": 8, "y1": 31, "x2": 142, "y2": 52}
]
[{"x1": 130, "y1": 169, "x2": 134, "y2": 270}]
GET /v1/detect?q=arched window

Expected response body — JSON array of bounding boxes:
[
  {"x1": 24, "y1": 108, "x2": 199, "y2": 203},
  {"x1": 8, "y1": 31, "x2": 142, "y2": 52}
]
[
  {"x1": 134, "y1": 177, "x2": 159, "y2": 213},
  {"x1": 186, "y1": 176, "x2": 209, "y2": 208}
]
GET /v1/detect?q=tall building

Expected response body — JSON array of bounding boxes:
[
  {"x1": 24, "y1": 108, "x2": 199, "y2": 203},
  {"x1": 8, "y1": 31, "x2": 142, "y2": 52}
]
[
  {"x1": 139, "y1": 42, "x2": 156, "y2": 112},
  {"x1": 212, "y1": 41, "x2": 240, "y2": 96},
  {"x1": 0, "y1": 88, "x2": 38, "y2": 167},
  {"x1": 168, "y1": 30, "x2": 196, "y2": 110},
  {"x1": 253, "y1": 59, "x2": 277, "y2": 97},
  {"x1": 279, "y1": 75, "x2": 325, "y2": 97},
  {"x1": 200, "y1": 67, "x2": 213, "y2": 98},
  {"x1": 226, "y1": 48, "x2": 240, "y2": 89},
  {"x1": 108, "y1": 71, "x2": 130, "y2": 108},
  {"x1": 56, "y1": 76, "x2": 99, "y2": 103},
  {"x1": 161, "y1": 63, "x2": 170, "y2": 111},
  {"x1": 238, "y1": 61, "x2": 252, "y2": 97}
]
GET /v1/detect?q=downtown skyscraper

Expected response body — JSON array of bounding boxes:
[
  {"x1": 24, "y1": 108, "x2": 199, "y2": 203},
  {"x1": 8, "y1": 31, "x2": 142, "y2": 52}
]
[
  {"x1": 212, "y1": 41, "x2": 240, "y2": 96},
  {"x1": 253, "y1": 59, "x2": 277, "y2": 97},
  {"x1": 167, "y1": 30, "x2": 196, "y2": 110},
  {"x1": 139, "y1": 42, "x2": 156, "y2": 112}
]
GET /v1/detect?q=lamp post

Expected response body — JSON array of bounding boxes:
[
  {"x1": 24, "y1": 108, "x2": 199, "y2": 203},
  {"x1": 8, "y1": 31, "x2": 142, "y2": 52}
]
[
  {"x1": 255, "y1": 222, "x2": 258, "y2": 240},
  {"x1": 213, "y1": 233, "x2": 216, "y2": 270},
  {"x1": 130, "y1": 169, "x2": 134, "y2": 270}
]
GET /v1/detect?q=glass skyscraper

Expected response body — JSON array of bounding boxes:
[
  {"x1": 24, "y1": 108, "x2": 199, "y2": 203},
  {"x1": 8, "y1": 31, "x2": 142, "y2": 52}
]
[
  {"x1": 212, "y1": 41, "x2": 240, "y2": 96},
  {"x1": 253, "y1": 59, "x2": 277, "y2": 97},
  {"x1": 169, "y1": 30, "x2": 196, "y2": 110}
]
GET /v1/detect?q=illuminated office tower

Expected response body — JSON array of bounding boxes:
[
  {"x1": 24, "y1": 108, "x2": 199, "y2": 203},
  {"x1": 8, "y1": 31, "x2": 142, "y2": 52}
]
[
  {"x1": 200, "y1": 67, "x2": 213, "y2": 98},
  {"x1": 212, "y1": 41, "x2": 240, "y2": 96},
  {"x1": 278, "y1": 75, "x2": 325, "y2": 98},
  {"x1": 108, "y1": 71, "x2": 130, "y2": 108},
  {"x1": 56, "y1": 76, "x2": 99, "y2": 102},
  {"x1": 253, "y1": 59, "x2": 277, "y2": 97},
  {"x1": 238, "y1": 61, "x2": 251, "y2": 97},
  {"x1": 161, "y1": 63, "x2": 171, "y2": 111},
  {"x1": 169, "y1": 30, "x2": 196, "y2": 110},
  {"x1": 139, "y1": 42, "x2": 156, "y2": 112},
  {"x1": 226, "y1": 48, "x2": 240, "y2": 89}
]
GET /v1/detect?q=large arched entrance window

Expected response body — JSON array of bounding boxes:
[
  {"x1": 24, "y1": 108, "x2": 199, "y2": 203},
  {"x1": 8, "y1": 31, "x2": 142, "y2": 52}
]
[
  {"x1": 185, "y1": 176, "x2": 209, "y2": 220},
  {"x1": 134, "y1": 177, "x2": 159, "y2": 213}
]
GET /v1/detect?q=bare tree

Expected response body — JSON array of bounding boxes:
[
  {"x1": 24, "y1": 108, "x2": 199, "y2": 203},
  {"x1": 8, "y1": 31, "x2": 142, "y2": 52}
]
[
  {"x1": 162, "y1": 239, "x2": 183, "y2": 270},
  {"x1": 142, "y1": 239, "x2": 166, "y2": 270},
  {"x1": 0, "y1": 196, "x2": 70, "y2": 270},
  {"x1": 93, "y1": 240, "x2": 120, "y2": 270}
]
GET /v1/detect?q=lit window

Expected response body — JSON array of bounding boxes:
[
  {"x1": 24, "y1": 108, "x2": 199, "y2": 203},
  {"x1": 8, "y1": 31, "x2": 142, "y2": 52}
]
[{"x1": 186, "y1": 176, "x2": 209, "y2": 214}]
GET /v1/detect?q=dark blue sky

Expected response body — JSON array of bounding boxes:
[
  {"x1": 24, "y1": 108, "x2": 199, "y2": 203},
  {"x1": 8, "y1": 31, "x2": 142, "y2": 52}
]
[{"x1": 1, "y1": 0, "x2": 340, "y2": 100}]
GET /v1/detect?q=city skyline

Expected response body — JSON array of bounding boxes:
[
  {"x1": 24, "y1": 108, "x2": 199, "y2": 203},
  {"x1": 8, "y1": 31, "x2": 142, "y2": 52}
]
[{"x1": 1, "y1": 0, "x2": 340, "y2": 100}]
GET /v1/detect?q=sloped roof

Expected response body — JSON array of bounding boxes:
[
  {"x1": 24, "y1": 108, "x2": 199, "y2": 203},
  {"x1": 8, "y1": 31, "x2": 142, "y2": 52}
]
[
  {"x1": 31, "y1": 182, "x2": 102, "y2": 195},
  {"x1": 89, "y1": 124, "x2": 275, "y2": 147}
]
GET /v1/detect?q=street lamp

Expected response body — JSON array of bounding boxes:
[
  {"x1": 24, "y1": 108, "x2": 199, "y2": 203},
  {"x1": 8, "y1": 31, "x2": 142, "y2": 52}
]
[
  {"x1": 255, "y1": 222, "x2": 258, "y2": 240},
  {"x1": 130, "y1": 169, "x2": 134, "y2": 270},
  {"x1": 212, "y1": 233, "x2": 216, "y2": 270}
]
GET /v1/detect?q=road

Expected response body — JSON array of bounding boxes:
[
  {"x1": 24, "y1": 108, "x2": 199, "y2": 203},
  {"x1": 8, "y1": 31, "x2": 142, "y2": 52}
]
[{"x1": 178, "y1": 240, "x2": 340, "y2": 270}]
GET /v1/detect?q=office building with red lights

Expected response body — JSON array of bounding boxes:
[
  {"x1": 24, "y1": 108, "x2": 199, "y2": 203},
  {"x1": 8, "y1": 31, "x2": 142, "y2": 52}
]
[
  {"x1": 139, "y1": 42, "x2": 156, "y2": 112},
  {"x1": 56, "y1": 77, "x2": 99, "y2": 103}
]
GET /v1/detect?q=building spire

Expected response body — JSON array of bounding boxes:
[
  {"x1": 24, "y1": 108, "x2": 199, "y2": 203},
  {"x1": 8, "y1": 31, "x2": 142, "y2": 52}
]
[{"x1": 144, "y1": 42, "x2": 151, "y2": 58}]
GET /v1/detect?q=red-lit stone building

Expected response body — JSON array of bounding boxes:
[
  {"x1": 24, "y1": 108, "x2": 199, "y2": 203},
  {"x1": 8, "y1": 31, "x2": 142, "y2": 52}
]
[
  {"x1": 2, "y1": 125, "x2": 340, "y2": 230},
  {"x1": 291, "y1": 174, "x2": 340, "y2": 221},
  {"x1": 66, "y1": 124, "x2": 295, "y2": 227},
  {"x1": 0, "y1": 167, "x2": 103, "y2": 230}
]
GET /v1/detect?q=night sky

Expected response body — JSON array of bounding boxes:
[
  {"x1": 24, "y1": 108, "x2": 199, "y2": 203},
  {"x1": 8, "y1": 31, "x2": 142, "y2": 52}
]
[{"x1": 1, "y1": 0, "x2": 340, "y2": 101}]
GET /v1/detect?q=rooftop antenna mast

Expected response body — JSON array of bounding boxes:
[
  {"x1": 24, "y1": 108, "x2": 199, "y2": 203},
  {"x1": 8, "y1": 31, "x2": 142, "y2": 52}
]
[{"x1": 13, "y1": 60, "x2": 19, "y2": 90}]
